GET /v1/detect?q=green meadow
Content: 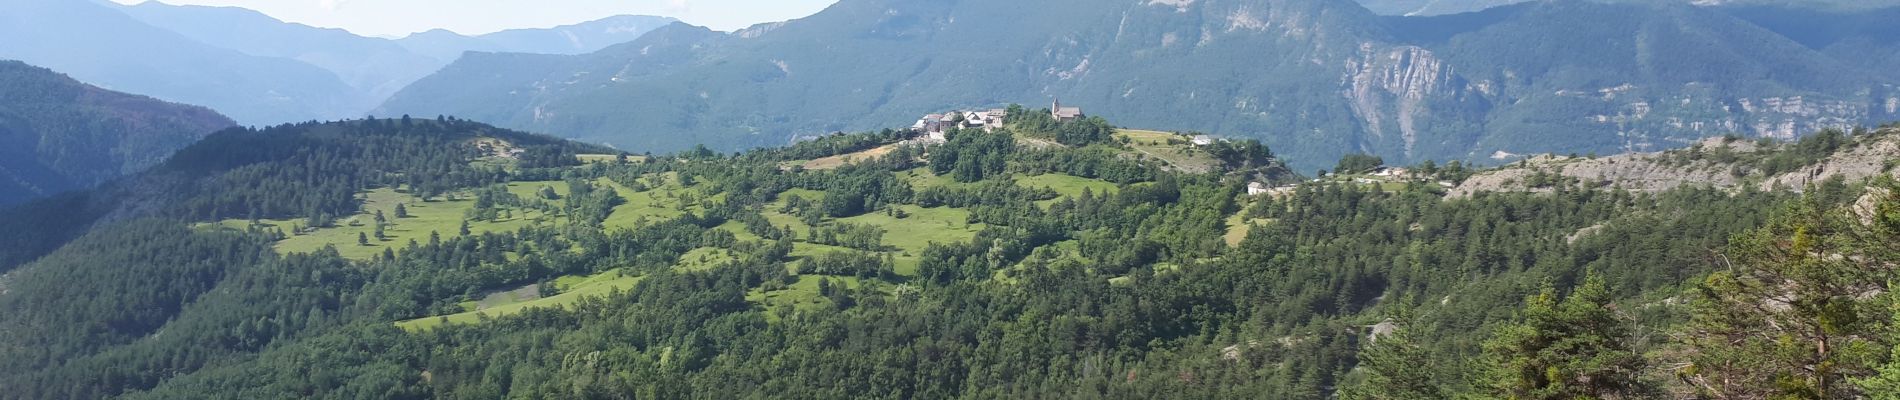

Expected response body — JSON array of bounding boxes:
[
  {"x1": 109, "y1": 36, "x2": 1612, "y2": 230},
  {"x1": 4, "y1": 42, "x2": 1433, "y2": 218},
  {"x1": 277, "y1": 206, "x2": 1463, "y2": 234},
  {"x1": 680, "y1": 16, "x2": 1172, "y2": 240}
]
[
  {"x1": 1115, "y1": 129, "x2": 1219, "y2": 172},
  {"x1": 396, "y1": 268, "x2": 642, "y2": 331},
  {"x1": 219, "y1": 185, "x2": 567, "y2": 260}
]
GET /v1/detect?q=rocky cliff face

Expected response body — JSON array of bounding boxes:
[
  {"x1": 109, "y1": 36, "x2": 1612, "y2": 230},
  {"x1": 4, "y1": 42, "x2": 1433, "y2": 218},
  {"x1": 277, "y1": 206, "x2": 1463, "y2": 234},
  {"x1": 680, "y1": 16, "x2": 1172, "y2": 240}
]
[
  {"x1": 1343, "y1": 44, "x2": 1484, "y2": 158},
  {"x1": 1449, "y1": 127, "x2": 1900, "y2": 197}
]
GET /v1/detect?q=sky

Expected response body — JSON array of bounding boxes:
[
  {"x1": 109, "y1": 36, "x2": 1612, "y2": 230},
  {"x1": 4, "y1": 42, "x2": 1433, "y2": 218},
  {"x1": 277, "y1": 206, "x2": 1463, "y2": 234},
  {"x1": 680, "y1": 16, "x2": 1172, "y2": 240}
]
[{"x1": 106, "y1": 0, "x2": 840, "y2": 37}]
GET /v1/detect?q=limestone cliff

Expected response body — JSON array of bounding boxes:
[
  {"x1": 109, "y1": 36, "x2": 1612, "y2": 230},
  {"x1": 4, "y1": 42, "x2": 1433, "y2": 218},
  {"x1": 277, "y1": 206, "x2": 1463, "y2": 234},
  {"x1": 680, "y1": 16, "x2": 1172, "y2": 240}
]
[{"x1": 1449, "y1": 127, "x2": 1900, "y2": 197}]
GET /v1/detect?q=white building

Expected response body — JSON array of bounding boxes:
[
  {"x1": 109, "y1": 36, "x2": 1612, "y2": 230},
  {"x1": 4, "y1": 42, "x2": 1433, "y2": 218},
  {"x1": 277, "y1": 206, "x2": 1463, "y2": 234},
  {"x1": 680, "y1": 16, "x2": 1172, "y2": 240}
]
[{"x1": 1247, "y1": 182, "x2": 1271, "y2": 196}]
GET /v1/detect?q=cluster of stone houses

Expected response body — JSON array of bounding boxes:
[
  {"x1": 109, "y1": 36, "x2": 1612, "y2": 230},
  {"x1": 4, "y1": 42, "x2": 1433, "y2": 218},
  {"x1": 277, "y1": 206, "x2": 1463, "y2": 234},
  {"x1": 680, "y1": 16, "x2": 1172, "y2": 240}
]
[
  {"x1": 910, "y1": 99, "x2": 1089, "y2": 143},
  {"x1": 912, "y1": 108, "x2": 1009, "y2": 136}
]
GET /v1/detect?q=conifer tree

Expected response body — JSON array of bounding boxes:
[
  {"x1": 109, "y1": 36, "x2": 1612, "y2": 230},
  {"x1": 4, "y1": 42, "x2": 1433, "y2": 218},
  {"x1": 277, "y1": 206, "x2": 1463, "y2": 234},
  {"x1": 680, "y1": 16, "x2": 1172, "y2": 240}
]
[
  {"x1": 1480, "y1": 274, "x2": 1655, "y2": 399},
  {"x1": 1682, "y1": 185, "x2": 1900, "y2": 399},
  {"x1": 1341, "y1": 316, "x2": 1450, "y2": 400}
]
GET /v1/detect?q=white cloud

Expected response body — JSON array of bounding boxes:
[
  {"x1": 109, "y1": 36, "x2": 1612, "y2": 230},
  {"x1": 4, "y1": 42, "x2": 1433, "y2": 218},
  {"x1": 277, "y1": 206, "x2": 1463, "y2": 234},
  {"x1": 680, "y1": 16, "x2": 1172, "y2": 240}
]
[{"x1": 317, "y1": 0, "x2": 348, "y2": 11}]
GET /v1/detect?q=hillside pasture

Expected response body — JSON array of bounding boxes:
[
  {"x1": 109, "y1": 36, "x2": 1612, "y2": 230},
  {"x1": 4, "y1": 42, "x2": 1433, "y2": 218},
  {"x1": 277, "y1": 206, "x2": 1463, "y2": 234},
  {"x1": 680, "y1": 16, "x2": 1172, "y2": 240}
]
[
  {"x1": 795, "y1": 143, "x2": 899, "y2": 170},
  {"x1": 1015, "y1": 174, "x2": 1118, "y2": 198},
  {"x1": 746, "y1": 275, "x2": 866, "y2": 318},
  {"x1": 220, "y1": 185, "x2": 566, "y2": 260},
  {"x1": 1116, "y1": 129, "x2": 1219, "y2": 172},
  {"x1": 396, "y1": 268, "x2": 641, "y2": 331},
  {"x1": 599, "y1": 175, "x2": 705, "y2": 231}
]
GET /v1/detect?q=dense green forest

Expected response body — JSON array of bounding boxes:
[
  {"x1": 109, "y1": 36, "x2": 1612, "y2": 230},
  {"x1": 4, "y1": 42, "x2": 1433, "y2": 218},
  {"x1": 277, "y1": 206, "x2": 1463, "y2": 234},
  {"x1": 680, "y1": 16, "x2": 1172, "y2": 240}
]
[{"x1": 1, "y1": 116, "x2": 1898, "y2": 399}]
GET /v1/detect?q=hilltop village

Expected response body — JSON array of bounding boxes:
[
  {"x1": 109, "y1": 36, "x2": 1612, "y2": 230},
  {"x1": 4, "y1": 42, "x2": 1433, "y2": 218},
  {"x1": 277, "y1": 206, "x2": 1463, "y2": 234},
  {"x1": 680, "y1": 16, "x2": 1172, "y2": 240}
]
[{"x1": 894, "y1": 100, "x2": 1434, "y2": 198}]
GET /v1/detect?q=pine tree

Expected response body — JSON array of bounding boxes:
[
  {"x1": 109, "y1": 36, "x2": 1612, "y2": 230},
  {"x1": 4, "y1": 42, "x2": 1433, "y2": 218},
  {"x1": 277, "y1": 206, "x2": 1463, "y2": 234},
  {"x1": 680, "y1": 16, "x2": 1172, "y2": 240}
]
[
  {"x1": 1480, "y1": 274, "x2": 1655, "y2": 399},
  {"x1": 357, "y1": 232, "x2": 369, "y2": 246},
  {"x1": 1682, "y1": 188, "x2": 1900, "y2": 399},
  {"x1": 1855, "y1": 304, "x2": 1900, "y2": 399},
  {"x1": 1341, "y1": 317, "x2": 1449, "y2": 400},
  {"x1": 394, "y1": 203, "x2": 409, "y2": 218}
]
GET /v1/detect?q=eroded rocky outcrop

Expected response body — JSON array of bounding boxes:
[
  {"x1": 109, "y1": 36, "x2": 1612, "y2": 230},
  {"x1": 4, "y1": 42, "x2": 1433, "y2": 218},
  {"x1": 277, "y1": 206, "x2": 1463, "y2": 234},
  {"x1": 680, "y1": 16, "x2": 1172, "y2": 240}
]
[{"x1": 1450, "y1": 129, "x2": 1900, "y2": 197}]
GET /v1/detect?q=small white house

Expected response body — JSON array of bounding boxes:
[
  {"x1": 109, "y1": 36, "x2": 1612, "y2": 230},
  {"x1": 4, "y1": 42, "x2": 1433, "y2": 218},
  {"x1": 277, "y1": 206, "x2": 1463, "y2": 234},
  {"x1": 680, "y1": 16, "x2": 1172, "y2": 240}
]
[
  {"x1": 1247, "y1": 182, "x2": 1271, "y2": 196},
  {"x1": 1191, "y1": 135, "x2": 1215, "y2": 146},
  {"x1": 1369, "y1": 167, "x2": 1412, "y2": 180}
]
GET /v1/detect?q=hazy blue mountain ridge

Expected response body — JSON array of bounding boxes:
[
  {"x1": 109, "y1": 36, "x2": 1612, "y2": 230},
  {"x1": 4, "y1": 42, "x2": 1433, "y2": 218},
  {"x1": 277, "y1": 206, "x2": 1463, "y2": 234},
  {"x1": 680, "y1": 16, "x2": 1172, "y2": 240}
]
[
  {"x1": 1356, "y1": 0, "x2": 1900, "y2": 17},
  {"x1": 380, "y1": 0, "x2": 1896, "y2": 169},
  {"x1": 117, "y1": 2, "x2": 444, "y2": 101},
  {"x1": 0, "y1": 0, "x2": 675, "y2": 126},
  {"x1": 0, "y1": 0, "x2": 367, "y2": 125},
  {"x1": 0, "y1": 60, "x2": 235, "y2": 205}
]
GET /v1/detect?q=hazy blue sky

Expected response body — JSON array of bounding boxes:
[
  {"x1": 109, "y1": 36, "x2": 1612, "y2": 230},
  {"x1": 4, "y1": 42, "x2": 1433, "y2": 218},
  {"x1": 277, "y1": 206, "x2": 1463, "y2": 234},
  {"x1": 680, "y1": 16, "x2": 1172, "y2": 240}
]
[{"x1": 107, "y1": 0, "x2": 839, "y2": 37}]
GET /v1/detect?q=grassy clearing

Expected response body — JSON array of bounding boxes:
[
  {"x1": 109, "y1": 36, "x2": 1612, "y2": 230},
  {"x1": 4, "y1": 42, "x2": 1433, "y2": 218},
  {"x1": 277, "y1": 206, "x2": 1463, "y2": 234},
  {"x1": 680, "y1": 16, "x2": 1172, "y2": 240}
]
[
  {"x1": 992, "y1": 240, "x2": 1084, "y2": 284},
  {"x1": 899, "y1": 168, "x2": 965, "y2": 190},
  {"x1": 796, "y1": 144, "x2": 899, "y2": 170},
  {"x1": 837, "y1": 205, "x2": 981, "y2": 252},
  {"x1": 746, "y1": 275, "x2": 864, "y2": 318},
  {"x1": 774, "y1": 188, "x2": 826, "y2": 204},
  {"x1": 221, "y1": 186, "x2": 564, "y2": 260},
  {"x1": 1116, "y1": 129, "x2": 1219, "y2": 172},
  {"x1": 507, "y1": 181, "x2": 570, "y2": 200},
  {"x1": 676, "y1": 247, "x2": 741, "y2": 272},
  {"x1": 726, "y1": 187, "x2": 982, "y2": 277},
  {"x1": 599, "y1": 175, "x2": 704, "y2": 231},
  {"x1": 1017, "y1": 173, "x2": 1118, "y2": 207},
  {"x1": 1016, "y1": 174, "x2": 1118, "y2": 198},
  {"x1": 1223, "y1": 211, "x2": 1273, "y2": 247},
  {"x1": 396, "y1": 269, "x2": 642, "y2": 331},
  {"x1": 837, "y1": 204, "x2": 984, "y2": 275},
  {"x1": 465, "y1": 285, "x2": 541, "y2": 312}
]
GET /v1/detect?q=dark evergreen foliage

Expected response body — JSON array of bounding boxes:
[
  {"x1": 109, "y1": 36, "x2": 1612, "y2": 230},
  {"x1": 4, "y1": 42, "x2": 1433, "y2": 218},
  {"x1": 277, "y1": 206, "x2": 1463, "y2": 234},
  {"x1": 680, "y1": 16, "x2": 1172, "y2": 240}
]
[{"x1": 2, "y1": 122, "x2": 1897, "y2": 399}]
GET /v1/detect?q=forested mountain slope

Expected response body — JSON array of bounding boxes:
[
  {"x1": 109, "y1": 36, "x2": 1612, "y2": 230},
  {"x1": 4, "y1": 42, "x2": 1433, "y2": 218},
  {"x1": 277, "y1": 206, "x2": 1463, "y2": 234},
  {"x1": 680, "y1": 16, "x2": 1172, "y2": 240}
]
[
  {"x1": 380, "y1": 0, "x2": 1895, "y2": 170},
  {"x1": 0, "y1": 116, "x2": 600, "y2": 275},
  {"x1": 0, "y1": 60, "x2": 234, "y2": 206},
  {"x1": 2, "y1": 112, "x2": 1897, "y2": 398},
  {"x1": 1723, "y1": 5, "x2": 1900, "y2": 82}
]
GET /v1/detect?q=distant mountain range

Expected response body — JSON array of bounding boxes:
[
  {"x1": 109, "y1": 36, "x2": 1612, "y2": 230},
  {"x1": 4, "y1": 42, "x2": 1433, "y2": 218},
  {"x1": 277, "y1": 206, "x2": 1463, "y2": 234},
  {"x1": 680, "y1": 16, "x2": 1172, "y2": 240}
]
[
  {"x1": 1355, "y1": 0, "x2": 1900, "y2": 16},
  {"x1": 377, "y1": 0, "x2": 1899, "y2": 170},
  {"x1": 0, "y1": 0, "x2": 674, "y2": 125},
  {"x1": 0, "y1": 60, "x2": 234, "y2": 206}
]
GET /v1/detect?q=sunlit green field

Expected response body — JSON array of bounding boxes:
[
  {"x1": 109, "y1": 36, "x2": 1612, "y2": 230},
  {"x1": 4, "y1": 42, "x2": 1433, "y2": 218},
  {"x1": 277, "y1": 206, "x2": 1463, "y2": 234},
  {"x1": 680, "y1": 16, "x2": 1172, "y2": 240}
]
[
  {"x1": 218, "y1": 185, "x2": 567, "y2": 260},
  {"x1": 1015, "y1": 173, "x2": 1119, "y2": 198},
  {"x1": 600, "y1": 174, "x2": 707, "y2": 231},
  {"x1": 1116, "y1": 129, "x2": 1219, "y2": 172},
  {"x1": 396, "y1": 268, "x2": 642, "y2": 331},
  {"x1": 746, "y1": 275, "x2": 866, "y2": 318}
]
